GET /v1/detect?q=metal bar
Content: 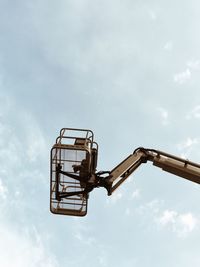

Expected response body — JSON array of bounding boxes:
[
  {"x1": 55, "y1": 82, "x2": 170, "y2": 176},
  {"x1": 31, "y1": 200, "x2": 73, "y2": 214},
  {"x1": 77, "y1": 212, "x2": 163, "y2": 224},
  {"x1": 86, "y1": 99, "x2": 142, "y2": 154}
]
[
  {"x1": 111, "y1": 157, "x2": 144, "y2": 194},
  {"x1": 55, "y1": 164, "x2": 62, "y2": 201},
  {"x1": 52, "y1": 159, "x2": 82, "y2": 164},
  {"x1": 51, "y1": 201, "x2": 86, "y2": 207},
  {"x1": 153, "y1": 156, "x2": 200, "y2": 184},
  {"x1": 51, "y1": 180, "x2": 82, "y2": 185},
  {"x1": 147, "y1": 149, "x2": 200, "y2": 169},
  {"x1": 59, "y1": 128, "x2": 94, "y2": 143},
  {"x1": 59, "y1": 190, "x2": 85, "y2": 198},
  {"x1": 109, "y1": 151, "x2": 147, "y2": 183}
]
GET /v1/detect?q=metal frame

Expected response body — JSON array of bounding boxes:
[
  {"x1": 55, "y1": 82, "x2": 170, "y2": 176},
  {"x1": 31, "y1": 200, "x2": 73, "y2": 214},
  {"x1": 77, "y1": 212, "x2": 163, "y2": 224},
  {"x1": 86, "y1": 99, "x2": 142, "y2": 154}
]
[
  {"x1": 50, "y1": 128, "x2": 97, "y2": 216},
  {"x1": 50, "y1": 128, "x2": 200, "y2": 217}
]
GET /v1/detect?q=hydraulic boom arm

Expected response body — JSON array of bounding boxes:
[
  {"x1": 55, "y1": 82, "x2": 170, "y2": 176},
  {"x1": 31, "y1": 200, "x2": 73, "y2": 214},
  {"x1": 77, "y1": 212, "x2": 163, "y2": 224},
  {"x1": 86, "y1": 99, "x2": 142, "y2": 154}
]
[
  {"x1": 105, "y1": 147, "x2": 200, "y2": 195},
  {"x1": 50, "y1": 128, "x2": 200, "y2": 216}
]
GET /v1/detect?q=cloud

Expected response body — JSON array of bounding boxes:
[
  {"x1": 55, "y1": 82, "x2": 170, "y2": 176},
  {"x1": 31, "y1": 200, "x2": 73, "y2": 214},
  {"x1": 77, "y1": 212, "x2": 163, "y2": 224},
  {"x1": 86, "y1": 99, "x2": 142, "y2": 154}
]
[
  {"x1": 0, "y1": 92, "x2": 49, "y2": 231},
  {"x1": 72, "y1": 219, "x2": 96, "y2": 246},
  {"x1": 176, "y1": 137, "x2": 200, "y2": 159},
  {"x1": 157, "y1": 107, "x2": 169, "y2": 125},
  {"x1": 137, "y1": 199, "x2": 199, "y2": 238},
  {"x1": 0, "y1": 223, "x2": 58, "y2": 267},
  {"x1": 125, "y1": 207, "x2": 131, "y2": 216},
  {"x1": 98, "y1": 252, "x2": 108, "y2": 267},
  {"x1": 137, "y1": 199, "x2": 162, "y2": 217},
  {"x1": 157, "y1": 210, "x2": 199, "y2": 238},
  {"x1": 0, "y1": 92, "x2": 48, "y2": 172},
  {"x1": 130, "y1": 188, "x2": 140, "y2": 199},
  {"x1": 0, "y1": 112, "x2": 51, "y2": 265},
  {"x1": 187, "y1": 60, "x2": 200, "y2": 70},
  {"x1": 106, "y1": 191, "x2": 123, "y2": 205},
  {"x1": 148, "y1": 10, "x2": 157, "y2": 21},
  {"x1": 159, "y1": 210, "x2": 177, "y2": 225},
  {"x1": 163, "y1": 41, "x2": 173, "y2": 51},
  {"x1": 73, "y1": 228, "x2": 96, "y2": 246},
  {"x1": 178, "y1": 137, "x2": 198, "y2": 149},
  {"x1": 24, "y1": 114, "x2": 47, "y2": 163},
  {"x1": 74, "y1": 232, "x2": 96, "y2": 246},
  {"x1": 173, "y1": 59, "x2": 200, "y2": 86},
  {"x1": 186, "y1": 105, "x2": 200, "y2": 120},
  {"x1": 0, "y1": 179, "x2": 8, "y2": 200},
  {"x1": 174, "y1": 68, "x2": 191, "y2": 84}
]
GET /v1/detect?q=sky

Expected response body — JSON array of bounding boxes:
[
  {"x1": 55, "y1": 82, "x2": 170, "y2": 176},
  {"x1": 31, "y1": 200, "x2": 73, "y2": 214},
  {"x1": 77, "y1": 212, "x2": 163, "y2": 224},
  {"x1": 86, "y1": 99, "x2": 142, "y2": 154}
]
[{"x1": 1, "y1": 0, "x2": 200, "y2": 266}]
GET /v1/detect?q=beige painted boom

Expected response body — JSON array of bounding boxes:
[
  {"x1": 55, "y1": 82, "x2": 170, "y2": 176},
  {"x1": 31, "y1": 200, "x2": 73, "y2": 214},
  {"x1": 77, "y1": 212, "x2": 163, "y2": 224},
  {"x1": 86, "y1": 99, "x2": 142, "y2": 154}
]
[
  {"x1": 50, "y1": 128, "x2": 200, "y2": 216},
  {"x1": 108, "y1": 148, "x2": 200, "y2": 195}
]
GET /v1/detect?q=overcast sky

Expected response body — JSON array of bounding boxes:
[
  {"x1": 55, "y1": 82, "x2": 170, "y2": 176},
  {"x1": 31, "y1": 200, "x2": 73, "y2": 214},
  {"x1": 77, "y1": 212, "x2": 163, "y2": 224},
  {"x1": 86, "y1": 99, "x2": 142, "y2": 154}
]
[{"x1": 1, "y1": 0, "x2": 200, "y2": 266}]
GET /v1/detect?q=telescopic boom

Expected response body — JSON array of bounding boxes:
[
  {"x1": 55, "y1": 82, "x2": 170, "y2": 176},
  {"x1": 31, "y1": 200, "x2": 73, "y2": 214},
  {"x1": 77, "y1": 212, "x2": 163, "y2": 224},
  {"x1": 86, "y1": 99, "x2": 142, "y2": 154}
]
[
  {"x1": 105, "y1": 147, "x2": 200, "y2": 195},
  {"x1": 50, "y1": 128, "x2": 200, "y2": 216}
]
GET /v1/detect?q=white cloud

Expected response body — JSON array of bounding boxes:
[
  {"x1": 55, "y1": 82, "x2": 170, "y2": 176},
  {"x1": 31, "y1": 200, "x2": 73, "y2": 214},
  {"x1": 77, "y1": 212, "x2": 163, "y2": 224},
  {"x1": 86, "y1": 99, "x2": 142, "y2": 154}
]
[
  {"x1": 0, "y1": 224, "x2": 58, "y2": 267},
  {"x1": 148, "y1": 10, "x2": 157, "y2": 20},
  {"x1": 106, "y1": 191, "x2": 123, "y2": 204},
  {"x1": 186, "y1": 105, "x2": 200, "y2": 120},
  {"x1": 137, "y1": 199, "x2": 199, "y2": 238},
  {"x1": 125, "y1": 207, "x2": 131, "y2": 216},
  {"x1": 0, "y1": 93, "x2": 48, "y2": 187},
  {"x1": 137, "y1": 199, "x2": 162, "y2": 216},
  {"x1": 146, "y1": 6, "x2": 160, "y2": 21},
  {"x1": 72, "y1": 220, "x2": 96, "y2": 246},
  {"x1": 173, "y1": 60, "x2": 199, "y2": 85},
  {"x1": 178, "y1": 137, "x2": 198, "y2": 149},
  {"x1": 157, "y1": 107, "x2": 169, "y2": 125},
  {"x1": 174, "y1": 68, "x2": 191, "y2": 84},
  {"x1": 0, "y1": 179, "x2": 7, "y2": 200},
  {"x1": 131, "y1": 188, "x2": 140, "y2": 199},
  {"x1": 25, "y1": 118, "x2": 47, "y2": 162},
  {"x1": 98, "y1": 253, "x2": 108, "y2": 267},
  {"x1": 187, "y1": 60, "x2": 200, "y2": 70},
  {"x1": 74, "y1": 231, "x2": 96, "y2": 245},
  {"x1": 164, "y1": 41, "x2": 173, "y2": 51},
  {"x1": 159, "y1": 210, "x2": 177, "y2": 225},
  {"x1": 0, "y1": 92, "x2": 49, "y2": 229},
  {"x1": 157, "y1": 210, "x2": 199, "y2": 238},
  {"x1": 180, "y1": 213, "x2": 197, "y2": 232},
  {"x1": 177, "y1": 137, "x2": 200, "y2": 159}
]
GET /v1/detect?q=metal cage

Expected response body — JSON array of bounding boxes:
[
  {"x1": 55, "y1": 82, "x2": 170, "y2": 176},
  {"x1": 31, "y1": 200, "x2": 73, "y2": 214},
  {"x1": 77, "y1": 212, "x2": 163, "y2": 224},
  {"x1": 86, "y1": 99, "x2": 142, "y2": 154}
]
[{"x1": 50, "y1": 128, "x2": 98, "y2": 216}]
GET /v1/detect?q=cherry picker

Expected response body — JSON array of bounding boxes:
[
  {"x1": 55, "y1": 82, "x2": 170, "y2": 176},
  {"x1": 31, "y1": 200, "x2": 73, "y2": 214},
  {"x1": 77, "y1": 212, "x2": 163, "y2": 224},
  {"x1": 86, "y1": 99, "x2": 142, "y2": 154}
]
[{"x1": 50, "y1": 128, "x2": 200, "y2": 216}]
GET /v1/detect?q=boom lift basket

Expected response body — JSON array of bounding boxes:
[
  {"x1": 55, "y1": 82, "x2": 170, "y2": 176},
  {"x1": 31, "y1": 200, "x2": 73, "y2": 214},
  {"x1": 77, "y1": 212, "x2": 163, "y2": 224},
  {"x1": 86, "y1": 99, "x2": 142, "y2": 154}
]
[
  {"x1": 50, "y1": 128, "x2": 200, "y2": 217},
  {"x1": 50, "y1": 128, "x2": 98, "y2": 216}
]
